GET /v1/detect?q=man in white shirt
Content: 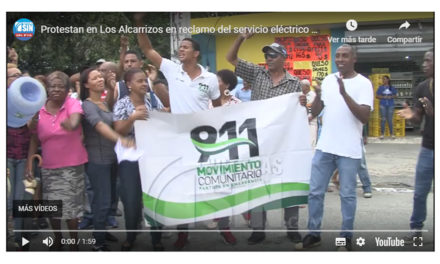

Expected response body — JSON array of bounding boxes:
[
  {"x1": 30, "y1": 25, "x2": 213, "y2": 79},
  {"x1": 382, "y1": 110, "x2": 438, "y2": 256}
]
[
  {"x1": 135, "y1": 17, "x2": 221, "y2": 114},
  {"x1": 135, "y1": 13, "x2": 221, "y2": 250},
  {"x1": 301, "y1": 44, "x2": 373, "y2": 251}
]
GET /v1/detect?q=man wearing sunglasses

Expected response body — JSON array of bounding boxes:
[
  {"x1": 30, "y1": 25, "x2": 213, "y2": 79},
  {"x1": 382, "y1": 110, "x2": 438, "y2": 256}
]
[{"x1": 226, "y1": 32, "x2": 307, "y2": 246}]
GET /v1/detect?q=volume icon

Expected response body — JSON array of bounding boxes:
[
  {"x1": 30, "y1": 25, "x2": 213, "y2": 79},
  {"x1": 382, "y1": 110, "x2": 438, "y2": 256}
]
[{"x1": 42, "y1": 236, "x2": 53, "y2": 247}]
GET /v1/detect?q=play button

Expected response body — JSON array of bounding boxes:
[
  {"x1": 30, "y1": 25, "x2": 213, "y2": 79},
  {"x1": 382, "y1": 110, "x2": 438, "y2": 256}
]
[{"x1": 22, "y1": 237, "x2": 29, "y2": 247}]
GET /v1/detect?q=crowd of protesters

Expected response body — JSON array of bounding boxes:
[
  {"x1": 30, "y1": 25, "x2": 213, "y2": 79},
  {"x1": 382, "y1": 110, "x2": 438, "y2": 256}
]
[{"x1": 6, "y1": 15, "x2": 433, "y2": 252}]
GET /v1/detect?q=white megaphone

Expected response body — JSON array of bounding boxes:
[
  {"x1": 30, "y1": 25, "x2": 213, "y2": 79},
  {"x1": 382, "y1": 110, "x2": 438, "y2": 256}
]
[{"x1": 7, "y1": 76, "x2": 47, "y2": 128}]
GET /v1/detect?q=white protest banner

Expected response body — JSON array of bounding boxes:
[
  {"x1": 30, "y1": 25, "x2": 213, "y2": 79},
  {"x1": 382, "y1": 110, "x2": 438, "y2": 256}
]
[{"x1": 135, "y1": 93, "x2": 313, "y2": 226}]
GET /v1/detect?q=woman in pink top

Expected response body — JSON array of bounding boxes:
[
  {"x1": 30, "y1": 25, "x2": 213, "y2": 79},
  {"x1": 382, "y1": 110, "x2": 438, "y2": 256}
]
[{"x1": 26, "y1": 71, "x2": 88, "y2": 250}]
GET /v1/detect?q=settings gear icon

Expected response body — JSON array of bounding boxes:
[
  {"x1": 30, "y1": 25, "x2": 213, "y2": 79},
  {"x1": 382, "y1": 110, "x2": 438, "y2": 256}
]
[{"x1": 356, "y1": 237, "x2": 366, "y2": 247}]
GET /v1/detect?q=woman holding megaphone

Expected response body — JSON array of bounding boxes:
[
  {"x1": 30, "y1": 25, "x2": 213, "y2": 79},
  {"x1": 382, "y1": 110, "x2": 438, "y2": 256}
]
[
  {"x1": 26, "y1": 71, "x2": 88, "y2": 251},
  {"x1": 7, "y1": 64, "x2": 33, "y2": 250}
]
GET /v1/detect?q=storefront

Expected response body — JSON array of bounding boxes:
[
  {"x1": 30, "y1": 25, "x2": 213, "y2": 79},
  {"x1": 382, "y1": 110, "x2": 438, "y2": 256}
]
[{"x1": 190, "y1": 12, "x2": 434, "y2": 136}]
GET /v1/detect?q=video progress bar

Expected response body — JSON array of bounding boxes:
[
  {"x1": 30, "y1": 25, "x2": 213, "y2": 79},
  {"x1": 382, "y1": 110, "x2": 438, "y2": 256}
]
[{"x1": 14, "y1": 229, "x2": 430, "y2": 233}]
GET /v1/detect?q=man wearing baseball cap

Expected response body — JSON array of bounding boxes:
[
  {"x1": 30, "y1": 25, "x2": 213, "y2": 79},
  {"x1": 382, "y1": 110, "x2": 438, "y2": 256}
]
[
  {"x1": 226, "y1": 31, "x2": 307, "y2": 246},
  {"x1": 262, "y1": 42, "x2": 288, "y2": 58}
]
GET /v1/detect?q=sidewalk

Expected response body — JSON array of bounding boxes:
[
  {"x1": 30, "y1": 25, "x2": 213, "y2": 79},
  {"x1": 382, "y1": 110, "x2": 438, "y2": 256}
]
[{"x1": 7, "y1": 137, "x2": 434, "y2": 251}]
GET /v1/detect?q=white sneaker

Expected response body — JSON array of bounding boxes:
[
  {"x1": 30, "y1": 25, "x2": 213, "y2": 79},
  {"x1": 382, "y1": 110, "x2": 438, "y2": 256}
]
[
  {"x1": 363, "y1": 192, "x2": 372, "y2": 198},
  {"x1": 205, "y1": 220, "x2": 218, "y2": 230}
]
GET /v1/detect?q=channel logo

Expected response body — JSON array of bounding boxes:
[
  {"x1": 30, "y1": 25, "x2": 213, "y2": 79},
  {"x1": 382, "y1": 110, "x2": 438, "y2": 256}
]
[{"x1": 13, "y1": 18, "x2": 35, "y2": 41}]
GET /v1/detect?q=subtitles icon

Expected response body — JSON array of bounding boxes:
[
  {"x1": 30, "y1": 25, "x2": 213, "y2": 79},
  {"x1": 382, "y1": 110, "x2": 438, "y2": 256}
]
[
  {"x1": 42, "y1": 236, "x2": 53, "y2": 247},
  {"x1": 399, "y1": 21, "x2": 411, "y2": 30},
  {"x1": 335, "y1": 237, "x2": 346, "y2": 247},
  {"x1": 356, "y1": 237, "x2": 366, "y2": 247}
]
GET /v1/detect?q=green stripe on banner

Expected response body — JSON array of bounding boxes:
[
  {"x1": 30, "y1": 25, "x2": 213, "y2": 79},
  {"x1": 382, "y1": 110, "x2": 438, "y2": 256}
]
[
  {"x1": 191, "y1": 137, "x2": 255, "y2": 149},
  {"x1": 143, "y1": 182, "x2": 309, "y2": 219},
  {"x1": 144, "y1": 196, "x2": 308, "y2": 225}
]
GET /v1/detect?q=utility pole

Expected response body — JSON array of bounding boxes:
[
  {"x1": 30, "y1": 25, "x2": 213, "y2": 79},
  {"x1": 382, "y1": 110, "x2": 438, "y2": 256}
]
[{"x1": 170, "y1": 12, "x2": 191, "y2": 63}]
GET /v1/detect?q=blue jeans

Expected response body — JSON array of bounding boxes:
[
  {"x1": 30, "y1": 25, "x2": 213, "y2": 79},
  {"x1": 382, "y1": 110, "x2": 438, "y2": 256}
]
[
  {"x1": 7, "y1": 158, "x2": 26, "y2": 243},
  {"x1": 308, "y1": 150, "x2": 361, "y2": 238},
  {"x1": 86, "y1": 162, "x2": 116, "y2": 246},
  {"x1": 358, "y1": 144, "x2": 372, "y2": 193},
  {"x1": 410, "y1": 147, "x2": 433, "y2": 230},
  {"x1": 109, "y1": 168, "x2": 119, "y2": 217},
  {"x1": 83, "y1": 167, "x2": 118, "y2": 222},
  {"x1": 119, "y1": 161, "x2": 143, "y2": 243},
  {"x1": 82, "y1": 172, "x2": 94, "y2": 221},
  {"x1": 379, "y1": 105, "x2": 394, "y2": 135}
]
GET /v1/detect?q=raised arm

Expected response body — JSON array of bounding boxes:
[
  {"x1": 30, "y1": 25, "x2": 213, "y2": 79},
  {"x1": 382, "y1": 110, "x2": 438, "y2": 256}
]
[
  {"x1": 226, "y1": 31, "x2": 254, "y2": 66},
  {"x1": 311, "y1": 83, "x2": 324, "y2": 118},
  {"x1": 146, "y1": 64, "x2": 170, "y2": 108},
  {"x1": 104, "y1": 72, "x2": 117, "y2": 110},
  {"x1": 119, "y1": 35, "x2": 128, "y2": 77},
  {"x1": 336, "y1": 76, "x2": 370, "y2": 124},
  {"x1": 135, "y1": 13, "x2": 162, "y2": 68}
]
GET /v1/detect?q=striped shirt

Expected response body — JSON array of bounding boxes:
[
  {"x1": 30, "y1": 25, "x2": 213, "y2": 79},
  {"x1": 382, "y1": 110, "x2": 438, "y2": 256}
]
[{"x1": 235, "y1": 59, "x2": 301, "y2": 100}]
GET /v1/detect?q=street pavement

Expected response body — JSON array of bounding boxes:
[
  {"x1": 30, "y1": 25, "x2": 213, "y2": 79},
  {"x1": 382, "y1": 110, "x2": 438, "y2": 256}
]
[{"x1": 7, "y1": 134, "x2": 434, "y2": 252}]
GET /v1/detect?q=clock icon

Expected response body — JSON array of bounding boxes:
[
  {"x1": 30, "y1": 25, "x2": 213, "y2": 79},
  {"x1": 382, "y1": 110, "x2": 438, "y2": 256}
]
[{"x1": 346, "y1": 19, "x2": 358, "y2": 31}]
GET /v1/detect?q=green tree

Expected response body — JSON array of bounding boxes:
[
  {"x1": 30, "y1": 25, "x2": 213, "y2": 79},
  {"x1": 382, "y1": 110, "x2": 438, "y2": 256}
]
[{"x1": 7, "y1": 12, "x2": 170, "y2": 76}]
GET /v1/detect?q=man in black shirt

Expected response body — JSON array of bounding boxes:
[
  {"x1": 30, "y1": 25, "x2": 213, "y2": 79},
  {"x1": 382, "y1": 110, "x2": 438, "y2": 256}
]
[{"x1": 398, "y1": 49, "x2": 434, "y2": 242}]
